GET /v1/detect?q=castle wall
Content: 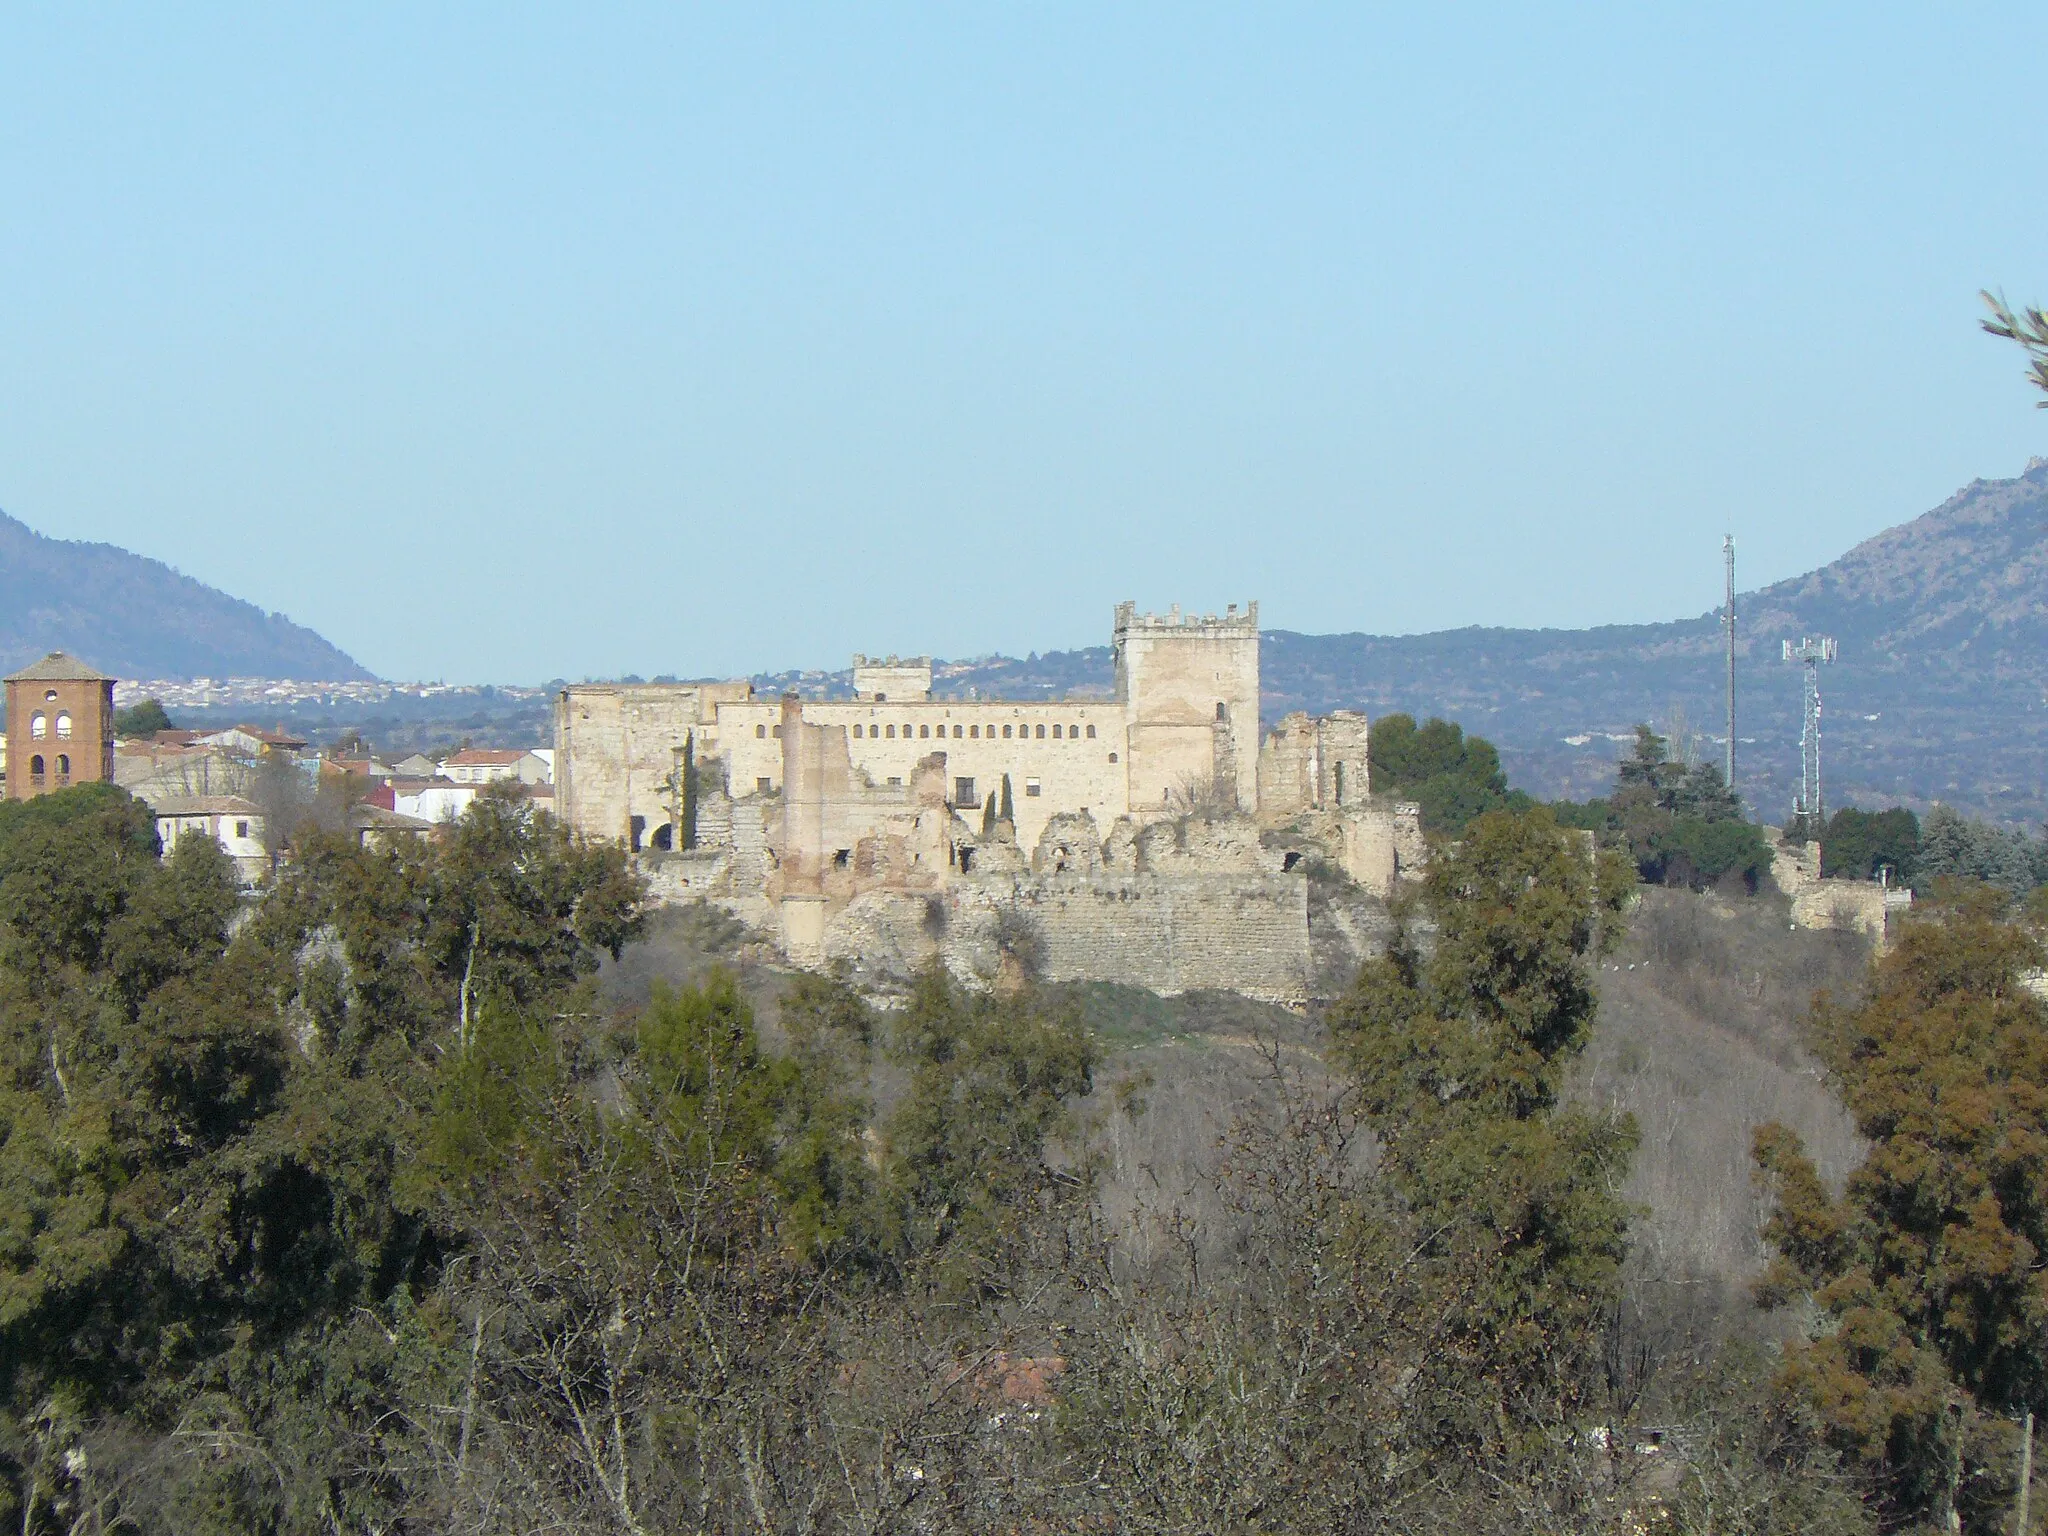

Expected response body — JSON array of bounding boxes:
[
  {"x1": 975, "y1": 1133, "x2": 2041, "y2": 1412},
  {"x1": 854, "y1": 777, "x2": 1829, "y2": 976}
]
[
  {"x1": 821, "y1": 870, "x2": 1313, "y2": 1006},
  {"x1": 1258, "y1": 710, "x2": 1371, "y2": 818},
  {"x1": 556, "y1": 681, "x2": 750, "y2": 847}
]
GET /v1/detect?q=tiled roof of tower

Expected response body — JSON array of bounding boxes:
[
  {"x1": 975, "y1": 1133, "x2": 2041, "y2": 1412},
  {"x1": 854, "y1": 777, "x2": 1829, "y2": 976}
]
[{"x1": 5, "y1": 652, "x2": 115, "y2": 683}]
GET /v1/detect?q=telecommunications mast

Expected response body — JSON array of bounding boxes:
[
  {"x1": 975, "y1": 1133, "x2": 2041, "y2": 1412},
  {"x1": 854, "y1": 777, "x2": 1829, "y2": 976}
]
[
  {"x1": 1723, "y1": 536, "x2": 1736, "y2": 789},
  {"x1": 1782, "y1": 636, "x2": 1837, "y2": 827}
]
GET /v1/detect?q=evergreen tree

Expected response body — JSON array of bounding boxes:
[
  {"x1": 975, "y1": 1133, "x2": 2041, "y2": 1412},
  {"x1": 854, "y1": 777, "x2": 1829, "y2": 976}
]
[{"x1": 1755, "y1": 892, "x2": 2048, "y2": 1530}]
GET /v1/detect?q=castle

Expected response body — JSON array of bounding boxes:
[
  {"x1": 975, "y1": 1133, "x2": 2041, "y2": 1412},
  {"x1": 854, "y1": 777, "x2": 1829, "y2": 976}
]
[{"x1": 555, "y1": 602, "x2": 1419, "y2": 1002}]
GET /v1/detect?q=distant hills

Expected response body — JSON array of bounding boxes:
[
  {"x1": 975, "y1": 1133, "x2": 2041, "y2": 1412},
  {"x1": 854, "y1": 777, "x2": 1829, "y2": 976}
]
[
  {"x1": 820, "y1": 463, "x2": 2048, "y2": 827},
  {"x1": 0, "y1": 511, "x2": 371, "y2": 681},
  {"x1": 19, "y1": 462, "x2": 2048, "y2": 827}
]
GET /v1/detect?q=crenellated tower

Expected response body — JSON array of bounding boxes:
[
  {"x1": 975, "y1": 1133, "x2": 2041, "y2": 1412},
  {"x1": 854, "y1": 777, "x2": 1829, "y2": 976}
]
[{"x1": 1113, "y1": 601, "x2": 1260, "y2": 813}]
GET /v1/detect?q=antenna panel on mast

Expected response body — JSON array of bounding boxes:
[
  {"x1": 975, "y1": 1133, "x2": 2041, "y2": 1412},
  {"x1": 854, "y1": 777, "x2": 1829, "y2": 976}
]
[{"x1": 1782, "y1": 635, "x2": 1837, "y2": 825}]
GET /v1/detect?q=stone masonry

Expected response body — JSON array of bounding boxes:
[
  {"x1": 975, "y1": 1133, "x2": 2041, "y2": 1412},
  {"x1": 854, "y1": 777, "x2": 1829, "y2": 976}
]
[{"x1": 554, "y1": 601, "x2": 1422, "y2": 998}]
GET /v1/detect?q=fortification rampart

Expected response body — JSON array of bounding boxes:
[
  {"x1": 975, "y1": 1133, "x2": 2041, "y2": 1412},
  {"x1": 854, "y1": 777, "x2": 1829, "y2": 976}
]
[{"x1": 557, "y1": 598, "x2": 1401, "y2": 999}]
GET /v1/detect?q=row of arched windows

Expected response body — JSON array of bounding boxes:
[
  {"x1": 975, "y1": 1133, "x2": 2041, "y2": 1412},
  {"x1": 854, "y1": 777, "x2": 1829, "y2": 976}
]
[
  {"x1": 27, "y1": 711, "x2": 72, "y2": 741},
  {"x1": 852, "y1": 721, "x2": 1098, "y2": 742},
  {"x1": 26, "y1": 754, "x2": 69, "y2": 779}
]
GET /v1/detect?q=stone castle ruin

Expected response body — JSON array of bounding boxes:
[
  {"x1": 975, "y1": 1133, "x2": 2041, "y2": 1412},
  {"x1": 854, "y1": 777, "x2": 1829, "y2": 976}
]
[{"x1": 555, "y1": 602, "x2": 1422, "y2": 1003}]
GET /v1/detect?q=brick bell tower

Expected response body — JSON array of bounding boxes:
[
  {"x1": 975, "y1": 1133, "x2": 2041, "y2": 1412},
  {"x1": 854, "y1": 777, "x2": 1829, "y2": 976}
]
[{"x1": 5, "y1": 653, "x2": 116, "y2": 799}]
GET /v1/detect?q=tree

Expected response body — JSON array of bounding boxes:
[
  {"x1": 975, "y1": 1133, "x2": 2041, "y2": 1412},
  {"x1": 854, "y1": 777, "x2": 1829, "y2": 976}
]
[
  {"x1": 1981, "y1": 289, "x2": 2048, "y2": 405},
  {"x1": 1819, "y1": 806, "x2": 1920, "y2": 883},
  {"x1": 1367, "y1": 712, "x2": 1532, "y2": 836},
  {"x1": 1325, "y1": 809, "x2": 1639, "y2": 1458},
  {"x1": 111, "y1": 698, "x2": 175, "y2": 739},
  {"x1": 1754, "y1": 892, "x2": 2048, "y2": 1530},
  {"x1": 1915, "y1": 803, "x2": 2045, "y2": 895},
  {"x1": 1583, "y1": 723, "x2": 1771, "y2": 889}
]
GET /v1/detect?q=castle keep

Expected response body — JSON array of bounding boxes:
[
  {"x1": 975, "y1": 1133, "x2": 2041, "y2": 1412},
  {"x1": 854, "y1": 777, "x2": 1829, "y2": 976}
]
[{"x1": 555, "y1": 601, "x2": 1419, "y2": 1002}]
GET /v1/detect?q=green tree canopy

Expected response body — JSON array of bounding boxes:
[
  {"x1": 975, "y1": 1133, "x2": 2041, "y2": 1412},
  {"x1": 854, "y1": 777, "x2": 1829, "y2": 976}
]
[
  {"x1": 1560, "y1": 723, "x2": 1770, "y2": 890},
  {"x1": 1366, "y1": 712, "x2": 1532, "y2": 835},
  {"x1": 110, "y1": 698, "x2": 175, "y2": 739},
  {"x1": 1818, "y1": 805, "x2": 1921, "y2": 883}
]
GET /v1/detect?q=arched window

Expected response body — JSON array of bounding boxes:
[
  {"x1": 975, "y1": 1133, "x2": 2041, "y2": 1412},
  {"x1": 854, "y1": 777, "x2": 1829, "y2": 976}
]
[
  {"x1": 853, "y1": 724, "x2": 863, "y2": 738},
  {"x1": 1070, "y1": 723, "x2": 1079, "y2": 738},
  {"x1": 953, "y1": 724, "x2": 963, "y2": 738},
  {"x1": 886, "y1": 724, "x2": 896, "y2": 738},
  {"x1": 55, "y1": 713, "x2": 71, "y2": 740},
  {"x1": 920, "y1": 724, "x2": 930, "y2": 738},
  {"x1": 1108, "y1": 752, "x2": 1119, "y2": 763},
  {"x1": 28, "y1": 755, "x2": 43, "y2": 777},
  {"x1": 970, "y1": 725, "x2": 979, "y2": 738},
  {"x1": 55, "y1": 755, "x2": 69, "y2": 778},
  {"x1": 1035, "y1": 723, "x2": 1045, "y2": 738},
  {"x1": 1086, "y1": 724, "x2": 1097, "y2": 739},
  {"x1": 29, "y1": 713, "x2": 45, "y2": 740},
  {"x1": 756, "y1": 723, "x2": 766, "y2": 738},
  {"x1": 1052, "y1": 724, "x2": 1062, "y2": 739},
  {"x1": 1002, "y1": 724, "x2": 1013, "y2": 739}
]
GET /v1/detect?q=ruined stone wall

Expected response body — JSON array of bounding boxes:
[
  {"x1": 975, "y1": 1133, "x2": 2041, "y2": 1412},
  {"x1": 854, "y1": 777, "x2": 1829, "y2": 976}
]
[
  {"x1": 821, "y1": 871, "x2": 1313, "y2": 1006},
  {"x1": 555, "y1": 684, "x2": 723, "y2": 848},
  {"x1": 1114, "y1": 602, "x2": 1260, "y2": 812},
  {"x1": 1259, "y1": 711, "x2": 1371, "y2": 819},
  {"x1": 1764, "y1": 830, "x2": 1910, "y2": 947},
  {"x1": 1336, "y1": 802, "x2": 1424, "y2": 899}
]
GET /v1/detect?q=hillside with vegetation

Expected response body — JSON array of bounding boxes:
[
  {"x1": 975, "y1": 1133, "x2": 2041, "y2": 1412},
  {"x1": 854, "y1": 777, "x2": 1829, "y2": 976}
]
[
  {"x1": 895, "y1": 462, "x2": 2048, "y2": 829},
  {"x1": 0, "y1": 510, "x2": 370, "y2": 681},
  {"x1": 10, "y1": 767, "x2": 2048, "y2": 1530}
]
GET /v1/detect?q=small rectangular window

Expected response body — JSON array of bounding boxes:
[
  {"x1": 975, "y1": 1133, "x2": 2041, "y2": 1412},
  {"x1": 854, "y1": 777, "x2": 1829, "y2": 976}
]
[
  {"x1": 888, "y1": 776, "x2": 902, "y2": 787},
  {"x1": 954, "y1": 776, "x2": 977, "y2": 807},
  {"x1": 757, "y1": 776, "x2": 773, "y2": 794},
  {"x1": 236, "y1": 820, "x2": 249, "y2": 838},
  {"x1": 1025, "y1": 778, "x2": 1041, "y2": 797}
]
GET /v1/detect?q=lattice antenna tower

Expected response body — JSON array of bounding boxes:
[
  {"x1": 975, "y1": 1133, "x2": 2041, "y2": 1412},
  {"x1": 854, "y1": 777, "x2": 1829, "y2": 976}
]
[{"x1": 1781, "y1": 635, "x2": 1837, "y2": 825}]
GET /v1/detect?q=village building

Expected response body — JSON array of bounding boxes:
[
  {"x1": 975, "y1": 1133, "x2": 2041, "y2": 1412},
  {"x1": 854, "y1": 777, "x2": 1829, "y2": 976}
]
[
  {"x1": 442, "y1": 747, "x2": 551, "y2": 785},
  {"x1": 153, "y1": 795, "x2": 269, "y2": 883}
]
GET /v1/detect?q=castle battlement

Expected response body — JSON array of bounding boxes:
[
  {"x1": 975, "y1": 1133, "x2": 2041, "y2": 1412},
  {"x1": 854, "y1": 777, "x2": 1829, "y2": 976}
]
[{"x1": 1113, "y1": 600, "x2": 1258, "y2": 634}]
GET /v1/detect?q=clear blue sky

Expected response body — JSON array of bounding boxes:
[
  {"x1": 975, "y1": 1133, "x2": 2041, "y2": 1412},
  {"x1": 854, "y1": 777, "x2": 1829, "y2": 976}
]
[{"x1": 3, "y1": 6, "x2": 2044, "y2": 683}]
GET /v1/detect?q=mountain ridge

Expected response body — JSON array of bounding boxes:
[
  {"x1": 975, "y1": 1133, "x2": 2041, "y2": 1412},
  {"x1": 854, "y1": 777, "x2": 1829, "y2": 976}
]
[
  {"x1": 0, "y1": 510, "x2": 372, "y2": 681},
  {"x1": 776, "y1": 464, "x2": 2048, "y2": 825}
]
